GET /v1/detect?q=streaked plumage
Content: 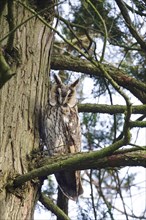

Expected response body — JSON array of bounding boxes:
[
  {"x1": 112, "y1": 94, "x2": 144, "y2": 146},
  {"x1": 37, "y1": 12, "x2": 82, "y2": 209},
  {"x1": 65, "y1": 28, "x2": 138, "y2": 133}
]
[{"x1": 43, "y1": 74, "x2": 83, "y2": 200}]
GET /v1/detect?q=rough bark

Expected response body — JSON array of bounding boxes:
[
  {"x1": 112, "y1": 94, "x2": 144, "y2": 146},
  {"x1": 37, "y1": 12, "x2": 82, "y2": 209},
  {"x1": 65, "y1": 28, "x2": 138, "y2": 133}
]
[{"x1": 0, "y1": 1, "x2": 54, "y2": 219}]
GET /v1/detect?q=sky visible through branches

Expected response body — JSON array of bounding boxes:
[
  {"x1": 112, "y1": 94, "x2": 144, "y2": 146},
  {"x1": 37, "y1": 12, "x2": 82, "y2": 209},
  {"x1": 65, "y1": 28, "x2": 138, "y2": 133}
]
[{"x1": 35, "y1": 0, "x2": 146, "y2": 219}]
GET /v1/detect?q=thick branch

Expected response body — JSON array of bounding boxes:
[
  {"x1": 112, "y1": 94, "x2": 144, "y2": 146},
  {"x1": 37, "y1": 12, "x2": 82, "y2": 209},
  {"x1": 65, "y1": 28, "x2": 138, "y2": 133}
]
[
  {"x1": 6, "y1": 147, "x2": 146, "y2": 190},
  {"x1": 51, "y1": 55, "x2": 146, "y2": 104},
  {"x1": 38, "y1": 149, "x2": 146, "y2": 170},
  {"x1": 130, "y1": 120, "x2": 146, "y2": 128},
  {"x1": 78, "y1": 103, "x2": 146, "y2": 114},
  {"x1": 7, "y1": 139, "x2": 125, "y2": 187}
]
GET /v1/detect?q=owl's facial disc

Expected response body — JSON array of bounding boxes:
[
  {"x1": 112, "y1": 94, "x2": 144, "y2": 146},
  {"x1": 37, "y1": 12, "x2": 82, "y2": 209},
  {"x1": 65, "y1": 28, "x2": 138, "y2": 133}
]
[{"x1": 57, "y1": 86, "x2": 73, "y2": 106}]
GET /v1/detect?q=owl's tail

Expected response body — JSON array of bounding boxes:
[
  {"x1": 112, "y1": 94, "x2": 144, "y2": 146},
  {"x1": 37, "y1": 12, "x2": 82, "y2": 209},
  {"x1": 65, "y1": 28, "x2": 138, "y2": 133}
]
[{"x1": 55, "y1": 171, "x2": 83, "y2": 200}]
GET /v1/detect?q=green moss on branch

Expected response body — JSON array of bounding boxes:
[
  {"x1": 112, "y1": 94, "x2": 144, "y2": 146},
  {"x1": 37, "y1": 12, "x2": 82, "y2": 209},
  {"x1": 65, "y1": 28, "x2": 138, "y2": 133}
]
[
  {"x1": 78, "y1": 103, "x2": 146, "y2": 114},
  {"x1": 39, "y1": 193, "x2": 70, "y2": 220}
]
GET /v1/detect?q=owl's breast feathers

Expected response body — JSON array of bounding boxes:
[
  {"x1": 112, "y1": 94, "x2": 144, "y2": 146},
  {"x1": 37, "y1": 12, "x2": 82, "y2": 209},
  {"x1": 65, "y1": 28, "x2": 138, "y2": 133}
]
[{"x1": 61, "y1": 105, "x2": 81, "y2": 153}]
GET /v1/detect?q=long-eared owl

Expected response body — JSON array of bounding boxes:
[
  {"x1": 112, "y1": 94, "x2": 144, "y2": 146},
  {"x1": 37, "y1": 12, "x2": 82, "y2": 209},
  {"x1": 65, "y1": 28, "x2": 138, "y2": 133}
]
[{"x1": 43, "y1": 74, "x2": 83, "y2": 200}]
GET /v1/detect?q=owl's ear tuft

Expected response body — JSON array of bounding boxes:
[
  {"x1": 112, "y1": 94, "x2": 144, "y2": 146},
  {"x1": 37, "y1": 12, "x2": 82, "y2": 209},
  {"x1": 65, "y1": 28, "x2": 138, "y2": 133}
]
[
  {"x1": 71, "y1": 78, "x2": 79, "y2": 88},
  {"x1": 54, "y1": 74, "x2": 62, "y2": 85}
]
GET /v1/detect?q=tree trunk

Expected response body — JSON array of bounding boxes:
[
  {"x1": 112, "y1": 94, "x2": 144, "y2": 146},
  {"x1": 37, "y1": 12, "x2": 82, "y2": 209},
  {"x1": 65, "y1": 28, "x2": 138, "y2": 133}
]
[{"x1": 0, "y1": 1, "x2": 54, "y2": 219}]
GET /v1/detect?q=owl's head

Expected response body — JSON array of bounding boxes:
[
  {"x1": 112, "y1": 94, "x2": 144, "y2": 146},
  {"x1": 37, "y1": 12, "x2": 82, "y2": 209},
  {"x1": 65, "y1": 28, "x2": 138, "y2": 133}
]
[{"x1": 49, "y1": 74, "x2": 79, "y2": 107}]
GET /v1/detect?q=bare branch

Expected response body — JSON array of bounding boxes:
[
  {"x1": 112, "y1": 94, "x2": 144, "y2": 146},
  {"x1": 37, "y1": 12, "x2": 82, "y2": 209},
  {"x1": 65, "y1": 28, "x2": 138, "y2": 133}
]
[
  {"x1": 86, "y1": 0, "x2": 108, "y2": 62},
  {"x1": 115, "y1": 0, "x2": 146, "y2": 51},
  {"x1": 51, "y1": 55, "x2": 146, "y2": 104}
]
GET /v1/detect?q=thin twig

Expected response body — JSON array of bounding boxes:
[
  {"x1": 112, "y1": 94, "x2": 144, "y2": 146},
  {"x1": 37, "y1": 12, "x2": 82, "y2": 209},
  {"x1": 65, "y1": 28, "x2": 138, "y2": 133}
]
[{"x1": 86, "y1": 0, "x2": 108, "y2": 62}]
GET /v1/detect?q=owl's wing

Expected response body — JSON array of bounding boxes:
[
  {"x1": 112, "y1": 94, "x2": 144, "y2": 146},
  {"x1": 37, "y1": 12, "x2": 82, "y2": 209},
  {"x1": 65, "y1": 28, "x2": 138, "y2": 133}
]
[
  {"x1": 67, "y1": 106, "x2": 81, "y2": 153},
  {"x1": 55, "y1": 106, "x2": 83, "y2": 200},
  {"x1": 44, "y1": 104, "x2": 83, "y2": 200}
]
